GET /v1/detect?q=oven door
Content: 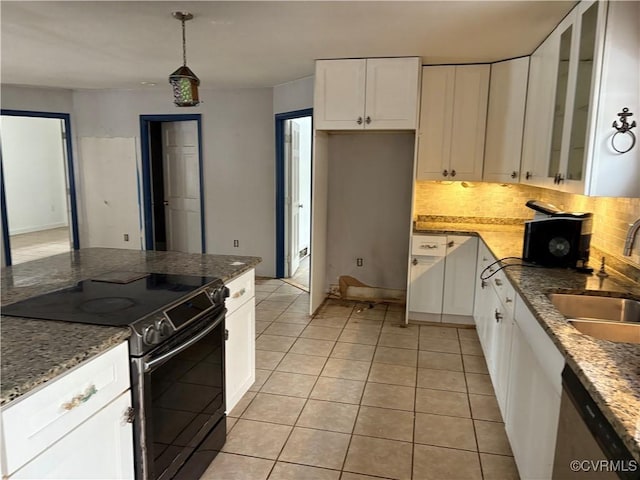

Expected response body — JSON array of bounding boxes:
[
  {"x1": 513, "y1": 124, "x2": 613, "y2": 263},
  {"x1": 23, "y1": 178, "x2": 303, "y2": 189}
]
[{"x1": 132, "y1": 309, "x2": 226, "y2": 480}]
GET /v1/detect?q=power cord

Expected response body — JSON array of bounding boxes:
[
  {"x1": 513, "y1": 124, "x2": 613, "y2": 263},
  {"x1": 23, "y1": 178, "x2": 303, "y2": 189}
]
[{"x1": 479, "y1": 256, "x2": 545, "y2": 281}]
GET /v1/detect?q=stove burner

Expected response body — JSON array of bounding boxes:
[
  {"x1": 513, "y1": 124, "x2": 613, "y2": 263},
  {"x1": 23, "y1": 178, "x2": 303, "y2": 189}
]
[{"x1": 80, "y1": 297, "x2": 137, "y2": 314}]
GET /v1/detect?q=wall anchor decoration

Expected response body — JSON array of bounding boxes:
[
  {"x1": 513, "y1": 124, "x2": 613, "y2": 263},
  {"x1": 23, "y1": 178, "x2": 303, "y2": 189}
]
[{"x1": 611, "y1": 107, "x2": 636, "y2": 154}]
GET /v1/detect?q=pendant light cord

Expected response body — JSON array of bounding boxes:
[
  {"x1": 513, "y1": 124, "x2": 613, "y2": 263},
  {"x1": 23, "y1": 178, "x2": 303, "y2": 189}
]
[{"x1": 182, "y1": 18, "x2": 187, "y2": 66}]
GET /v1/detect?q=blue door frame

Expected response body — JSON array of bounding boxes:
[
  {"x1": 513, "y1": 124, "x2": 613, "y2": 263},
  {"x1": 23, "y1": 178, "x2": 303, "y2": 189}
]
[
  {"x1": 0, "y1": 110, "x2": 80, "y2": 266},
  {"x1": 139, "y1": 114, "x2": 206, "y2": 253},
  {"x1": 275, "y1": 108, "x2": 313, "y2": 278}
]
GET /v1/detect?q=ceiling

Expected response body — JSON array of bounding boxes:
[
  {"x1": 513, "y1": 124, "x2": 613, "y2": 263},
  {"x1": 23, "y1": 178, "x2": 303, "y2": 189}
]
[{"x1": 1, "y1": 1, "x2": 576, "y2": 91}]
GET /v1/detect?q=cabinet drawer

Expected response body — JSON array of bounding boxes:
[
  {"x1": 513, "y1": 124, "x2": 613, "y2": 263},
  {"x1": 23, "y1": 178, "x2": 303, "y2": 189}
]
[
  {"x1": 412, "y1": 235, "x2": 446, "y2": 256},
  {"x1": 491, "y1": 270, "x2": 516, "y2": 318},
  {"x1": 2, "y1": 342, "x2": 130, "y2": 475},
  {"x1": 225, "y1": 268, "x2": 255, "y2": 315}
]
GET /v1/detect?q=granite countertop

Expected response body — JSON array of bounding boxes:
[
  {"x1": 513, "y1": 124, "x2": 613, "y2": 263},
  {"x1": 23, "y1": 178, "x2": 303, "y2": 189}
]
[
  {"x1": 415, "y1": 221, "x2": 640, "y2": 461},
  {"x1": 1, "y1": 248, "x2": 262, "y2": 406}
]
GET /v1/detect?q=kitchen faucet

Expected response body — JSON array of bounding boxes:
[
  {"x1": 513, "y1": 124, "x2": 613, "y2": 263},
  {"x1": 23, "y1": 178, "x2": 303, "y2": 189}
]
[{"x1": 623, "y1": 218, "x2": 640, "y2": 256}]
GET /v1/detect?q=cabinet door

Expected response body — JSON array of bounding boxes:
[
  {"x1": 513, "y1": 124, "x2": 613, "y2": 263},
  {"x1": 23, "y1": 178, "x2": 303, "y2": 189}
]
[
  {"x1": 364, "y1": 58, "x2": 420, "y2": 130},
  {"x1": 416, "y1": 66, "x2": 455, "y2": 180},
  {"x1": 505, "y1": 323, "x2": 561, "y2": 480},
  {"x1": 448, "y1": 65, "x2": 490, "y2": 181},
  {"x1": 10, "y1": 392, "x2": 134, "y2": 480},
  {"x1": 408, "y1": 256, "x2": 445, "y2": 315},
  {"x1": 493, "y1": 312, "x2": 513, "y2": 417},
  {"x1": 225, "y1": 297, "x2": 256, "y2": 412},
  {"x1": 521, "y1": 36, "x2": 559, "y2": 187},
  {"x1": 314, "y1": 59, "x2": 366, "y2": 130},
  {"x1": 483, "y1": 58, "x2": 529, "y2": 183},
  {"x1": 442, "y1": 236, "x2": 478, "y2": 317}
]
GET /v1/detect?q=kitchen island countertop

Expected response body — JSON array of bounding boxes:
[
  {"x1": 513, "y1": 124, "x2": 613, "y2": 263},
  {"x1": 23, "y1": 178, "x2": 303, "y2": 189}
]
[
  {"x1": 1, "y1": 248, "x2": 262, "y2": 406},
  {"x1": 415, "y1": 221, "x2": 640, "y2": 462}
]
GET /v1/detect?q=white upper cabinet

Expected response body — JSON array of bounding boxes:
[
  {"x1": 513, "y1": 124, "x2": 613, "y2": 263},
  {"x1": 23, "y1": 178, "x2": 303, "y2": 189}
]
[
  {"x1": 314, "y1": 57, "x2": 420, "y2": 130},
  {"x1": 534, "y1": 0, "x2": 639, "y2": 196},
  {"x1": 520, "y1": 35, "x2": 559, "y2": 188},
  {"x1": 417, "y1": 65, "x2": 490, "y2": 181},
  {"x1": 483, "y1": 57, "x2": 529, "y2": 183}
]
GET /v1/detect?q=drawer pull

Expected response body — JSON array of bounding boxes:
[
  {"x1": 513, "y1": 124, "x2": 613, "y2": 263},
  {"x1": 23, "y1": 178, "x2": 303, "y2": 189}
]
[
  {"x1": 506, "y1": 297, "x2": 513, "y2": 304},
  {"x1": 447, "y1": 240, "x2": 454, "y2": 248},
  {"x1": 494, "y1": 279, "x2": 503, "y2": 286},
  {"x1": 494, "y1": 310, "x2": 503, "y2": 322},
  {"x1": 232, "y1": 288, "x2": 246, "y2": 299},
  {"x1": 419, "y1": 244, "x2": 438, "y2": 249},
  {"x1": 481, "y1": 280, "x2": 488, "y2": 289},
  {"x1": 62, "y1": 384, "x2": 98, "y2": 411}
]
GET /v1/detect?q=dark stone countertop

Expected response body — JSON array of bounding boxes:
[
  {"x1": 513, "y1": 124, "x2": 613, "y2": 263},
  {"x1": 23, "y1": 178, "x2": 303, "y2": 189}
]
[
  {"x1": 1, "y1": 248, "x2": 262, "y2": 406},
  {"x1": 415, "y1": 222, "x2": 640, "y2": 461}
]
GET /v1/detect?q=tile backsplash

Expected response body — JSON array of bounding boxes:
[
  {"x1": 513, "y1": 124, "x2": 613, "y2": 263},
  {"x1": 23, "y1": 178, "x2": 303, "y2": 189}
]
[{"x1": 414, "y1": 181, "x2": 640, "y2": 272}]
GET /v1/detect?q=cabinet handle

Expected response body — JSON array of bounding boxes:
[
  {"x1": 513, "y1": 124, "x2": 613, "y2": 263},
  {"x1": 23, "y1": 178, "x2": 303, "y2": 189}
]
[
  {"x1": 481, "y1": 280, "x2": 488, "y2": 289},
  {"x1": 365, "y1": 116, "x2": 371, "y2": 124},
  {"x1": 124, "y1": 406, "x2": 135, "y2": 424},
  {"x1": 494, "y1": 278, "x2": 503, "y2": 286},
  {"x1": 62, "y1": 384, "x2": 98, "y2": 411},
  {"x1": 495, "y1": 310, "x2": 503, "y2": 322},
  {"x1": 420, "y1": 244, "x2": 438, "y2": 249},
  {"x1": 526, "y1": 171, "x2": 532, "y2": 180},
  {"x1": 511, "y1": 171, "x2": 518, "y2": 179},
  {"x1": 442, "y1": 169, "x2": 449, "y2": 177},
  {"x1": 357, "y1": 117, "x2": 363, "y2": 125},
  {"x1": 554, "y1": 173, "x2": 565, "y2": 184},
  {"x1": 225, "y1": 328, "x2": 229, "y2": 341},
  {"x1": 447, "y1": 240, "x2": 454, "y2": 248},
  {"x1": 482, "y1": 257, "x2": 488, "y2": 262},
  {"x1": 506, "y1": 297, "x2": 513, "y2": 304},
  {"x1": 412, "y1": 258, "x2": 418, "y2": 266},
  {"x1": 450, "y1": 169, "x2": 457, "y2": 177},
  {"x1": 232, "y1": 288, "x2": 246, "y2": 299}
]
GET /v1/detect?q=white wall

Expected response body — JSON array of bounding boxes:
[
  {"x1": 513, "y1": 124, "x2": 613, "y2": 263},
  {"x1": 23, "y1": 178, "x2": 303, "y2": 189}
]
[
  {"x1": 292, "y1": 116, "x2": 312, "y2": 254},
  {"x1": 273, "y1": 76, "x2": 314, "y2": 114},
  {"x1": 326, "y1": 132, "x2": 414, "y2": 290},
  {"x1": 1, "y1": 116, "x2": 69, "y2": 234},
  {"x1": 71, "y1": 87, "x2": 276, "y2": 276}
]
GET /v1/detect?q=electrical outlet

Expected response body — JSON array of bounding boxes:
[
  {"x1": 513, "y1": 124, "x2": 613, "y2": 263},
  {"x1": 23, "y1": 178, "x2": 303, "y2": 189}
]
[
  {"x1": 233, "y1": 240, "x2": 239, "y2": 248},
  {"x1": 124, "y1": 234, "x2": 129, "y2": 242},
  {"x1": 356, "y1": 258, "x2": 363, "y2": 267}
]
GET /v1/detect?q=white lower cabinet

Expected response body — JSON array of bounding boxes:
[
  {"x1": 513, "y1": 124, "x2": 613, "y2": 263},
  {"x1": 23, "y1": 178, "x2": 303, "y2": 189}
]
[
  {"x1": 10, "y1": 391, "x2": 134, "y2": 479},
  {"x1": 224, "y1": 268, "x2": 256, "y2": 413},
  {"x1": 408, "y1": 235, "x2": 477, "y2": 324},
  {"x1": 1, "y1": 342, "x2": 134, "y2": 479},
  {"x1": 473, "y1": 240, "x2": 564, "y2": 480}
]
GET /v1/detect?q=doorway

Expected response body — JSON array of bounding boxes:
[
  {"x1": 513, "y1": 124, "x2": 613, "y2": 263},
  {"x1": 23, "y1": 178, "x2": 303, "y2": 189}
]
[
  {"x1": 0, "y1": 111, "x2": 80, "y2": 266},
  {"x1": 275, "y1": 109, "x2": 313, "y2": 290},
  {"x1": 140, "y1": 114, "x2": 205, "y2": 254}
]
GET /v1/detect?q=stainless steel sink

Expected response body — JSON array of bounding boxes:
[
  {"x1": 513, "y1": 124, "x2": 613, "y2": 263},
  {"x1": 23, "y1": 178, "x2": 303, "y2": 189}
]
[
  {"x1": 568, "y1": 319, "x2": 640, "y2": 344},
  {"x1": 547, "y1": 293, "x2": 640, "y2": 344},
  {"x1": 547, "y1": 293, "x2": 640, "y2": 323}
]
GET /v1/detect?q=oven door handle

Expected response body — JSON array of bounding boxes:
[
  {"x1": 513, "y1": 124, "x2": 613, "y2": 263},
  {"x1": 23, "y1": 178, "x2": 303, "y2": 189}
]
[{"x1": 143, "y1": 311, "x2": 225, "y2": 373}]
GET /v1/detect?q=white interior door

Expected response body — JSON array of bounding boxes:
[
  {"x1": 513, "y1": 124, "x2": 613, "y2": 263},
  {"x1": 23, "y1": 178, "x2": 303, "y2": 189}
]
[
  {"x1": 288, "y1": 121, "x2": 301, "y2": 277},
  {"x1": 161, "y1": 121, "x2": 201, "y2": 253}
]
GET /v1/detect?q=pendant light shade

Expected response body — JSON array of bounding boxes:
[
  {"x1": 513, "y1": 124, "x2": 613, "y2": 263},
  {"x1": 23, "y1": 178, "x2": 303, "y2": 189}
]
[{"x1": 169, "y1": 12, "x2": 200, "y2": 107}]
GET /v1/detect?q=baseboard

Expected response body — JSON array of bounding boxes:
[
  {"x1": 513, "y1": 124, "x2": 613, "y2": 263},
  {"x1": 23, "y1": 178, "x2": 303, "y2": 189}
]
[{"x1": 10, "y1": 222, "x2": 68, "y2": 236}]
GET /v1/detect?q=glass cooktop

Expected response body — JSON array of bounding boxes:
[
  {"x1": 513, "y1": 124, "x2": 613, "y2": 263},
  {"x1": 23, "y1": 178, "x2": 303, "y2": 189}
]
[{"x1": 2, "y1": 273, "x2": 218, "y2": 327}]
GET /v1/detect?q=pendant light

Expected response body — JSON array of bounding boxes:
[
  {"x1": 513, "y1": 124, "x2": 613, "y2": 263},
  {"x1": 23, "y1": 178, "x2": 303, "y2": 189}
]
[{"x1": 169, "y1": 11, "x2": 200, "y2": 107}]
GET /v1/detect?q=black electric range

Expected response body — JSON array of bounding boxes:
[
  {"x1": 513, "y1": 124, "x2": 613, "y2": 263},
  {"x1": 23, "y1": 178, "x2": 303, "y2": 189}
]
[{"x1": 2, "y1": 271, "x2": 228, "y2": 357}]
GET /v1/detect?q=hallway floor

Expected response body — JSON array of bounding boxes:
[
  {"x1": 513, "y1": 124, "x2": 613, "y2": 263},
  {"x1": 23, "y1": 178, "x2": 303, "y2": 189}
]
[
  {"x1": 9, "y1": 227, "x2": 70, "y2": 265},
  {"x1": 201, "y1": 278, "x2": 520, "y2": 480}
]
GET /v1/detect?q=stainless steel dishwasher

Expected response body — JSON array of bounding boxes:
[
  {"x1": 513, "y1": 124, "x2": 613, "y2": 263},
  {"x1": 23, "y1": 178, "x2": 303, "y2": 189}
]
[{"x1": 552, "y1": 365, "x2": 638, "y2": 479}]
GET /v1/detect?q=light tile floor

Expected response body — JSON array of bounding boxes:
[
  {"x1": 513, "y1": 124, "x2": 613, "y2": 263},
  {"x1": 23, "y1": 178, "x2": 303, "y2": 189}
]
[
  {"x1": 201, "y1": 278, "x2": 520, "y2": 480},
  {"x1": 9, "y1": 226, "x2": 71, "y2": 265}
]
